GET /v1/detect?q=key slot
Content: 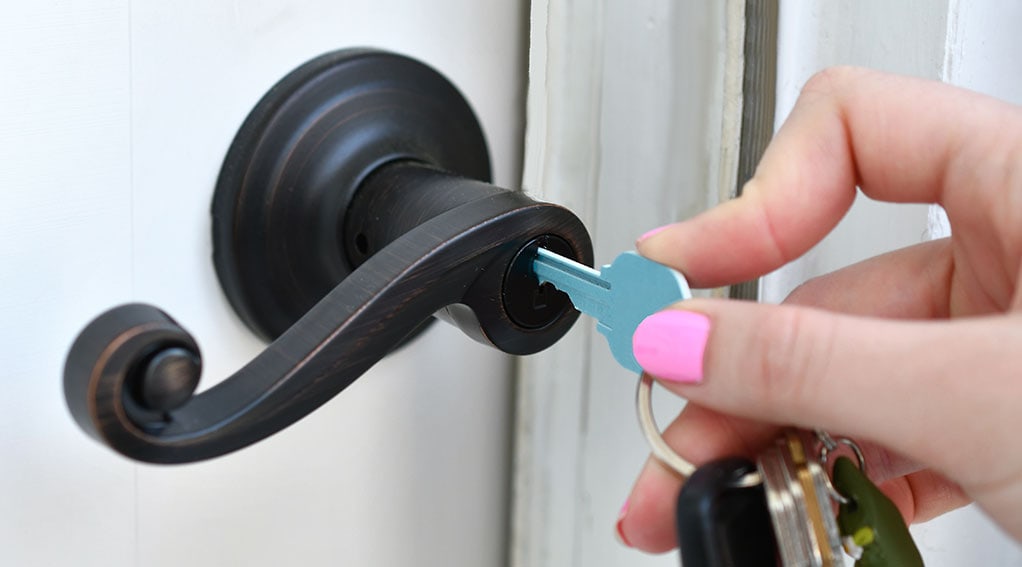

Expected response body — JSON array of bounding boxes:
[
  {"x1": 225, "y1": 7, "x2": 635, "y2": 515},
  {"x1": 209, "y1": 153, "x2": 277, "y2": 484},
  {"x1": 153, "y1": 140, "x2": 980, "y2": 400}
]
[{"x1": 502, "y1": 237, "x2": 578, "y2": 330}]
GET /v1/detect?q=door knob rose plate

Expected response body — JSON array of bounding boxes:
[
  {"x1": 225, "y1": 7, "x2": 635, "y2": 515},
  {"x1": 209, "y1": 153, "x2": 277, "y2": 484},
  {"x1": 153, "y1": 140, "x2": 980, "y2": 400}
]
[
  {"x1": 64, "y1": 48, "x2": 592, "y2": 463},
  {"x1": 214, "y1": 49, "x2": 492, "y2": 341}
]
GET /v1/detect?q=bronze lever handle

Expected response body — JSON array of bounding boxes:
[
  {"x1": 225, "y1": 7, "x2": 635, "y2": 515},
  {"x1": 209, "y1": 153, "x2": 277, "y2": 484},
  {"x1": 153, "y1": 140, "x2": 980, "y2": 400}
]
[{"x1": 63, "y1": 49, "x2": 592, "y2": 464}]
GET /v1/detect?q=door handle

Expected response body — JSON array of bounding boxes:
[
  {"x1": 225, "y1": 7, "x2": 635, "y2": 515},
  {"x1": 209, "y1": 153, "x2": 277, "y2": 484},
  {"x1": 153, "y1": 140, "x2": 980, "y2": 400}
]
[{"x1": 63, "y1": 49, "x2": 592, "y2": 464}]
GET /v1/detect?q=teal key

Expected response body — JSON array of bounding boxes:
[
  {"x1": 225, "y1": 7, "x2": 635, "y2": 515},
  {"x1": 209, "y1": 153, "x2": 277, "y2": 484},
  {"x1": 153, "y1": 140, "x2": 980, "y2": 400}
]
[{"x1": 532, "y1": 248, "x2": 691, "y2": 373}]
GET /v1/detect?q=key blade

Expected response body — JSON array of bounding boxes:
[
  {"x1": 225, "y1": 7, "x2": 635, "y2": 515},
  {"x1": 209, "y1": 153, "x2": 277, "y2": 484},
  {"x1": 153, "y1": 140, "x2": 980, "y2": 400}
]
[{"x1": 532, "y1": 247, "x2": 611, "y2": 320}]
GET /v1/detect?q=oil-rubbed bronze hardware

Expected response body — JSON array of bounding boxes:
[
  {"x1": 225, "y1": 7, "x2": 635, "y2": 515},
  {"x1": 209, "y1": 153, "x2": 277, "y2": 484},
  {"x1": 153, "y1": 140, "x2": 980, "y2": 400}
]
[{"x1": 64, "y1": 49, "x2": 592, "y2": 464}]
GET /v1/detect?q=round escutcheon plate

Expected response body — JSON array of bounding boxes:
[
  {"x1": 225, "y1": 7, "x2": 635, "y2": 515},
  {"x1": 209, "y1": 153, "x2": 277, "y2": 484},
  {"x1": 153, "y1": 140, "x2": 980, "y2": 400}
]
[{"x1": 212, "y1": 49, "x2": 491, "y2": 341}]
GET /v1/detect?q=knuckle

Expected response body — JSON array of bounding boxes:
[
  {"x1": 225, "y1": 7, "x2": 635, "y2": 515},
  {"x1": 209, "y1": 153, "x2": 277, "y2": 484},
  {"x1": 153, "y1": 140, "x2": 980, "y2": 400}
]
[
  {"x1": 801, "y1": 66, "x2": 864, "y2": 98},
  {"x1": 798, "y1": 66, "x2": 874, "y2": 110},
  {"x1": 782, "y1": 276, "x2": 826, "y2": 307},
  {"x1": 751, "y1": 307, "x2": 836, "y2": 414}
]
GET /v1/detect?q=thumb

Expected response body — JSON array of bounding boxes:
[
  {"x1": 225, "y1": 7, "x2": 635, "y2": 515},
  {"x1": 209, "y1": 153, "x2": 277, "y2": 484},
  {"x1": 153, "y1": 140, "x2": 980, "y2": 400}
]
[{"x1": 631, "y1": 300, "x2": 1022, "y2": 485}]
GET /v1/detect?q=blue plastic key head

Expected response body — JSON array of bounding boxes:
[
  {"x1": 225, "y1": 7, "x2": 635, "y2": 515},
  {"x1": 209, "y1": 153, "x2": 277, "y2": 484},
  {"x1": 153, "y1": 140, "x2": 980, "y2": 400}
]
[
  {"x1": 597, "y1": 252, "x2": 691, "y2": 372},
  {"x1": 532, "y1": 249, "x2": 691, "y2": 373}
]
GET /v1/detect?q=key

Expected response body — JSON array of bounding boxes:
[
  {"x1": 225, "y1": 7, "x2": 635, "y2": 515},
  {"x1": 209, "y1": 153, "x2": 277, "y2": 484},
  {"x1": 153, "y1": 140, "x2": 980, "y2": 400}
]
[
  {"x1": 531, "y1": 248, "x2": 690, "y2": 373},
  {"x1": 634, "y1": 344, "x2": 924, "y2": 566},
  {"x1": 757, "y1": 432, "x2": 846, "y2": 566},
  {"x1": 833, "y1": 456, "x2": 923, "y2": 567},
  {"x1": 679, "y1": 431, "x2": 847, "y2": 567},
  {"x1": 676, "y1": 457, "x2": 779, "y2": 566}
]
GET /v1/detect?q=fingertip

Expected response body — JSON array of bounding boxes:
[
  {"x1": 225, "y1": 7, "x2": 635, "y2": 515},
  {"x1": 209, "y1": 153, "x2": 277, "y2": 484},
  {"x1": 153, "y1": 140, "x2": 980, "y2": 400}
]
[
  {"x1": 636, "y1": 223, "x2": 674, "y2": 247},
  {"x1": 614, "y1": 499, "x2": 632, "y2": 548},
  {"x1": 633, "y1": 309, "x2": 710, "y2": 383},
  {"x1": 617, "y1": 458, "x2": 685, "y2": 553},
  {"x1": 633, "y1": 199, "x2": 795, "y2": 288}
]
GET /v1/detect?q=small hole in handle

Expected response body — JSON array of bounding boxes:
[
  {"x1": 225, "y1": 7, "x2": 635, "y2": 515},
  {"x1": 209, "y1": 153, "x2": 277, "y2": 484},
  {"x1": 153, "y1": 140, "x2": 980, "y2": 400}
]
[{"x1": 354, "y1": 233, "x2": 369, "y2": 256}]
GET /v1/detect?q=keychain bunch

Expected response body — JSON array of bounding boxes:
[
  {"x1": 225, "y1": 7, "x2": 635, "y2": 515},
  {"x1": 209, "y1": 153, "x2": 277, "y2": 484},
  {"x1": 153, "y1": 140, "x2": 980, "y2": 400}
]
[{"x1": 636, "y1": 375, "x2": 924, "y2": 567}]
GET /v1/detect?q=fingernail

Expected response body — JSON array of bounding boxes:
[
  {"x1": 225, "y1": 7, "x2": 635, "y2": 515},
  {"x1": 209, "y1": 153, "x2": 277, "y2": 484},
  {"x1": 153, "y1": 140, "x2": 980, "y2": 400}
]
[
  {"x1": 615, "y1": 499, "x2": 632, "y2": 547},
  {"x1": 636, "y1": 224, "x2": 672, "y2": 245},
  {"x1": 632, "y1": 310, "x2": 710, "y2": 383}
]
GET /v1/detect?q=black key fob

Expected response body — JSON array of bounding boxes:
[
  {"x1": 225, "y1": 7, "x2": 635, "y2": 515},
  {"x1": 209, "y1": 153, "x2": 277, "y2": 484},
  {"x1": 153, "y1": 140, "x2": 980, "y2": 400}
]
[{"x1": 676, "y1": 457, "x2": 778, "y2": 566}]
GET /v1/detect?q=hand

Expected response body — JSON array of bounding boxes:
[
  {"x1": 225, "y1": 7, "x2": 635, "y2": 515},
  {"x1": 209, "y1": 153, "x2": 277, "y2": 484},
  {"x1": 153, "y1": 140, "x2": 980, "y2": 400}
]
[{"x1": 618, "y1": 66, "x2": 1022, "y2": 553}]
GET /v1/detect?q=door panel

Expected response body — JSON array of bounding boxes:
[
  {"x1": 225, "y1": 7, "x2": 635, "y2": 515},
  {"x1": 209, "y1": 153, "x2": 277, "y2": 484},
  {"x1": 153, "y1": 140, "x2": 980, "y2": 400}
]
[
  {"x1": 0, "y1": 2, "x2": 526, "y2": 565},
  {"x1": 0, "y1": 3, "x2": 134, "y2": 567}
]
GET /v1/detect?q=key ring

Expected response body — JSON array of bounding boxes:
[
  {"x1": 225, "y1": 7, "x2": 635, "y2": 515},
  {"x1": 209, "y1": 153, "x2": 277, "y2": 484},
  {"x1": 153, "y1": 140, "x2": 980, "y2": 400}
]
[
  {"x1": 637, "y1": 374, "x2": 863, "y2": 502},
  {"x1": 814, "y1": 428, "x2": 867, "y2": 505},
  {"x1": 815, "y1": 429, "x2": 868, "y2": 475},
  {"x1": 636, "y1": 374, "x2": 697, "y2": 477}
]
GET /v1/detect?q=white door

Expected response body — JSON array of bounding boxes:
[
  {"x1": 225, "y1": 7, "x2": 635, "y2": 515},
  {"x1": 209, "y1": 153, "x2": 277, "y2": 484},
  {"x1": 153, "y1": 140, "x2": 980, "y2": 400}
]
[{"x1": 0, "y1": 2, "x2": 525, "y2": 566}]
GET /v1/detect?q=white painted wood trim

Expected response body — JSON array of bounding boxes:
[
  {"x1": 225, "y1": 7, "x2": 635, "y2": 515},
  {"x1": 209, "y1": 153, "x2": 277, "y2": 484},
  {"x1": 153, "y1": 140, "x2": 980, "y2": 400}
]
[
  {"x1": 513, "y1": 5, "x2": 603, "y2": 564},
  {"x1": 513, "y1": 2, "x2": 729, "y2": 565}
]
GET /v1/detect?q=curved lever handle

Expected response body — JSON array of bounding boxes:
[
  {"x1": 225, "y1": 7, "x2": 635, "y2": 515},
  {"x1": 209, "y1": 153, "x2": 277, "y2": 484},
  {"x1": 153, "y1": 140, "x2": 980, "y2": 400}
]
[
  {"x1": 64, "y1": 168, "x2": 588, "y2": 463},
  {"x1": 63, "y1": 49, "x2": 592, "y2": 464}
]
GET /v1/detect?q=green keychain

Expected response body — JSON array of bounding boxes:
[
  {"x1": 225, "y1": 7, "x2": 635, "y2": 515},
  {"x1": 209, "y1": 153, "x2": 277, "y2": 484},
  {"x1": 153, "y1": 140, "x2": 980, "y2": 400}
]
[{"x1": 833, "y1": 456, "x2": 925, "y2": 567}]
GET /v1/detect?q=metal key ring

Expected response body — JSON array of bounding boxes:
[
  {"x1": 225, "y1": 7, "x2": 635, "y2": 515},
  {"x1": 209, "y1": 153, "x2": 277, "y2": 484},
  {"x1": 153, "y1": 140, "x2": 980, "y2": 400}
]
[
  {"x1": 814, "y1": 429, "x2": 866, "y2": 505},
  {"x1": 636, "y1": 374, "x2": 696, "y2": 477},
  {"x1": 817, "y1": 435, "x2": 868, "y2": 475}
]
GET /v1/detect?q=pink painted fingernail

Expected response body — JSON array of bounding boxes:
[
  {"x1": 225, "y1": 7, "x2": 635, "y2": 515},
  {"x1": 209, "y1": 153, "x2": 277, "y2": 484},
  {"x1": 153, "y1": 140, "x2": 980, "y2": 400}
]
[
  {"x1": 615, "y1": 499, "x2": 632, "y2": 547},
  {"x1": 632, "y1": 310, "x2": 710, "y2": 383},
  {"x1": 636, "y1": 224, "x2": 672, "y2": 244}
]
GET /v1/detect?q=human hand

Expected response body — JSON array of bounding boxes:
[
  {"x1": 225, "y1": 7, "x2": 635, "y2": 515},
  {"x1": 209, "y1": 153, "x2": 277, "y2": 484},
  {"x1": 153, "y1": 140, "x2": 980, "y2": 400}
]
[{"x1": 618, "y1": 67, "x2": 1022, "y2": 552}]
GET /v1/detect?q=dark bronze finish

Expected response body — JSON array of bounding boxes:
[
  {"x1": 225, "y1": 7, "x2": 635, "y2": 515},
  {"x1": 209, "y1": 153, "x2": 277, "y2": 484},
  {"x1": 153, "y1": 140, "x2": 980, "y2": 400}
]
[
  {"x1": 211, "y1": 49, "x2": 494, "y2": 341},
  {"x1": 64, "y1": 49, "x2": 591, "y2": 464}
]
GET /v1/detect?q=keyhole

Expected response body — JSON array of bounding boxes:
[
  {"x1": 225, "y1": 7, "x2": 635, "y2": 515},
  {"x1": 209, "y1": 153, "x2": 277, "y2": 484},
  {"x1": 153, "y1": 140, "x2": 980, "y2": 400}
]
[
  {"x1": 503, "y1": 236, "x2": 575, "y2": 330},
  {"x1": 354, "y1": 233, "x2": 369, "y2": 256},
  {"x1": 533, "y1": 283, "x2": 552, "y2": 310}
]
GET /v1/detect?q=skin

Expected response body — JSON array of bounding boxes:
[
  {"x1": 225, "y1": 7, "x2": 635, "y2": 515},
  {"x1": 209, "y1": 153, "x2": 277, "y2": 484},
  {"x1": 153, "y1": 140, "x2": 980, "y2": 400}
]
[{"x1": 620, "y1": 67, "x2": 1022, "y2": 553}]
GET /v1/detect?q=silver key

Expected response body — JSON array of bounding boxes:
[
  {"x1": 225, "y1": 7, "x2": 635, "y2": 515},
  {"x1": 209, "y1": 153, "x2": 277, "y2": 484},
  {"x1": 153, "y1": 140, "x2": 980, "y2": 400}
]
[
  {"x1": 531, "y1": 248, "x2": 690, "y2": 373},
  {"x1": 757, "y1": 432, "x2": 846, "y2": 566}
]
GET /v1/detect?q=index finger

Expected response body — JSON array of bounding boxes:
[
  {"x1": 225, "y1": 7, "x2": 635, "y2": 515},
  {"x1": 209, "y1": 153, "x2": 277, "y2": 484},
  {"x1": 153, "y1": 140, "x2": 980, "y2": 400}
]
[{"x1": 638, "y1": 66, "x2": 1022, "y2": 287}]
